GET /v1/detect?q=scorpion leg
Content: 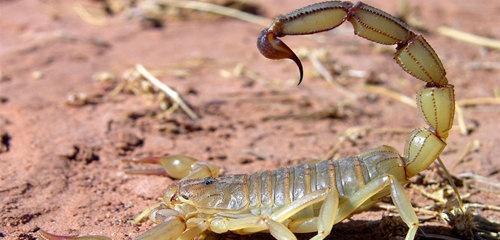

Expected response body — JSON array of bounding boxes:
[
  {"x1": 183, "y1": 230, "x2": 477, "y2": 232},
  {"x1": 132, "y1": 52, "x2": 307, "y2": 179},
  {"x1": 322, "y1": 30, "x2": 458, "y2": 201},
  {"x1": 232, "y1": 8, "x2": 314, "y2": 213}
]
[
  {"x1": 310, "y1": 191, "x2": 339, "y2": 240},
  {"x1": 134, "y1": 205, "x2": 210, "y2": 240},
  {"x1": 286, "y1": 191, "x2": 340, "y2": 238},
  {"x1": 124, "y1": 154, "x2": 222, "y2": 180},
  {"x1": 287, "y1": 217, "x2": 317, "y2": 233},
  {"x1": 285, "y1": 191, "x2": 340, "y2": 240},
  {"x1": 210, "y1": 190, "x2": 333, "y2": 239},
  {"x1": 335, "y1": 175, "x2": 419, "y2": 240},
  {"x1": 267, "y1": 218, "x2": 298, "y2": 240},
  {"x1": 134, "y1": 216, "x2": 186, "y2": 240},
  {"x1": 175, "y1": 217, "x2": 209, "y2": 240},
  {"x1": 228, "y1": 217, "x2": 297, "y2": 240}
]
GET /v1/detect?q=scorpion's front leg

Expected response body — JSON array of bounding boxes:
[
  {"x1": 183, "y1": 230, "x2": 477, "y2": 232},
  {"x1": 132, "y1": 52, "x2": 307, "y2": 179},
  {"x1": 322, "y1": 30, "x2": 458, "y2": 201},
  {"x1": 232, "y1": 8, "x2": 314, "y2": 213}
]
[{"x1": 124, "y1": 154, "x2": 222, "y2": 180}]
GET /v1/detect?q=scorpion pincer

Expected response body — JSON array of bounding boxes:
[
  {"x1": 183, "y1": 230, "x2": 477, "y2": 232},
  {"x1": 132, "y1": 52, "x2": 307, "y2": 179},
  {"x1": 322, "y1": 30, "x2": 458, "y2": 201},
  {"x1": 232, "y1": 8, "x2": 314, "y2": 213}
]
[{"x1": 40, "y1": 1, "x2": 455, "y2": 240}]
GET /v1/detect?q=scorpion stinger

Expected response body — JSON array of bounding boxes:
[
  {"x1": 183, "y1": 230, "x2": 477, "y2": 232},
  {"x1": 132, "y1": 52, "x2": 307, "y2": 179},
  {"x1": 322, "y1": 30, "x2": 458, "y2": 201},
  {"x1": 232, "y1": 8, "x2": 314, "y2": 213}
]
[
  {"x1": 257, "y1": 28, "x2": 304, "y2": 85},
  {"x1": 257, "y1": 1, "x2": 355, "y2": 85}
]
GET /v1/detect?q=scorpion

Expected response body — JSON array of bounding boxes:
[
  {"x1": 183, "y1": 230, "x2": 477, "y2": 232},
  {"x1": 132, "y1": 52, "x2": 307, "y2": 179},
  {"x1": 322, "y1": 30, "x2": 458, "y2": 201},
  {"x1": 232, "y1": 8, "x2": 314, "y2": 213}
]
[{"x1": 40, "y1": 1, "x2": 456, "y2": 240}]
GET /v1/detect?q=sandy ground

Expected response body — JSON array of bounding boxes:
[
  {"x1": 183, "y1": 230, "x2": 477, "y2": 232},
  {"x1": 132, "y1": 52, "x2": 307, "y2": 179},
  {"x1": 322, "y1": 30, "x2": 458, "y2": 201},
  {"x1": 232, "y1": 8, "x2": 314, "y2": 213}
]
[{"x1": 0, "y1": 0, "x2": 499, "y2": 239}]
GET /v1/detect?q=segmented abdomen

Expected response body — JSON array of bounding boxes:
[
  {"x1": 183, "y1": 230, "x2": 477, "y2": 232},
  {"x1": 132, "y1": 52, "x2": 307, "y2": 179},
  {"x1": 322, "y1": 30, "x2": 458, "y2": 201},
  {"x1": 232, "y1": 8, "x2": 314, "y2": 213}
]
[{"x1": 247, "y1": 146, "x2": 405, "y2": 211}]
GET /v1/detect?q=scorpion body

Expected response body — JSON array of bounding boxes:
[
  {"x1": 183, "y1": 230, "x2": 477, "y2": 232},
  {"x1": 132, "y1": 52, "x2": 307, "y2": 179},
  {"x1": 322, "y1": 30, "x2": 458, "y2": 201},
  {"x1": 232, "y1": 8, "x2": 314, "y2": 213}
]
[
  {"x1": 40, "y1": 1, "x2": 456, "y2": 240},
  {"x1": 184, "y1": 146, "x2": 404, "y2": 216}
]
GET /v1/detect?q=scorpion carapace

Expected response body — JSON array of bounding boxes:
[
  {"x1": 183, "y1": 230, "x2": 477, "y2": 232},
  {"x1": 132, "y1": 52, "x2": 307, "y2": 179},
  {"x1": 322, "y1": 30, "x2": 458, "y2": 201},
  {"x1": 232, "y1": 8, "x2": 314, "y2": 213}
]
[{"x1": 39, "y1": 1, "x2": 455, "y2": 240}]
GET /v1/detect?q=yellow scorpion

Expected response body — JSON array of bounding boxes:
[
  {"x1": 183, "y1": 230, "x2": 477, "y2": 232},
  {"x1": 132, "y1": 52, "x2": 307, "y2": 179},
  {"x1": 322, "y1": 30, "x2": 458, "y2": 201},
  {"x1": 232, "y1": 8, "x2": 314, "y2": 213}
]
[{"x1": 40, "y1": 1, "x2": 455, "y2": 240}]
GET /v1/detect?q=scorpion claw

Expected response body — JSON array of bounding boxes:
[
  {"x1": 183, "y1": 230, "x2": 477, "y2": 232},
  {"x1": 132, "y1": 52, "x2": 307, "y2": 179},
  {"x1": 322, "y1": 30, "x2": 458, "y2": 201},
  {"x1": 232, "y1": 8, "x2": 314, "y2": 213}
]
[
  {"x1": 135, "y1": 216, "x2": 186, "y2": 240},
  {"x1": 123, "y1": 155, "x2": 222, "y2": 180},
  {"x1": 257, "y1": 29, "x2": 303, "y2": 85},
  {"x1": 38, "y1": 229, "x2": 111, "y2": 240}
]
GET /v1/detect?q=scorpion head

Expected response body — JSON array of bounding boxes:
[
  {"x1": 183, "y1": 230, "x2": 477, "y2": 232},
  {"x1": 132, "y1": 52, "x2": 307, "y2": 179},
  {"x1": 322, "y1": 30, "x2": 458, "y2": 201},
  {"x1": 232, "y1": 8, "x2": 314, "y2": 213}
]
[{"x1": 165, "y1": 175, "x2": 248, "y2": 212}]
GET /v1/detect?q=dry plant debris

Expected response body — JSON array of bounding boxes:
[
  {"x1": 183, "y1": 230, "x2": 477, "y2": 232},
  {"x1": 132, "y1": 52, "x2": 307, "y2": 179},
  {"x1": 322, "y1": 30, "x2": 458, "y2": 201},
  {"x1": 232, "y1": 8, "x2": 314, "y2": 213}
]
[
  {"x1": 77, "y1": 0, "x2": 500, "y2": 50},
  {"x1": 74, "y1": 0, "x2": 266, "y2": 27},
  {"x1": 65, "y1": 63, "x2": 201, "y2": 120},
  {"x1": 135, "y1": 64, "x2": 199, "y2": 120},
  {"x1": 397, "y1": 0, "x2": 500, "y2": 50}
]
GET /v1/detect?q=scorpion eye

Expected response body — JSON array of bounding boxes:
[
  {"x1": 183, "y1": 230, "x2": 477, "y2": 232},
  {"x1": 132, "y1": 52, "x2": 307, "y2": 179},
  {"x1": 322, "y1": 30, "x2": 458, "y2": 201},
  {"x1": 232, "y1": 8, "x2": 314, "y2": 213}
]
[{"x1": 203, "y1": 177, "x2": 215, "y2": 185}]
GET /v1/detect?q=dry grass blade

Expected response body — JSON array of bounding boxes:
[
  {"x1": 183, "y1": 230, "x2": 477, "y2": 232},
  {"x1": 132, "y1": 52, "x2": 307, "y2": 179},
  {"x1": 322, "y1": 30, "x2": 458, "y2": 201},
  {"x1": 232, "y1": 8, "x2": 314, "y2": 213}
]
[
  {"x1": 163, "y1": 0, "x2": 270, "y2": 26},
  {"x1": 464, "y1": 203, "x2": 500, "y2": 212},
  {"x1": 454, "y1": 97, "x2": 500, "y2": 136},
  {"x1": 454, "y1": 140, "x2": 480, "y2": 167},
  {"x1": 437, "y1": 26, "x2": 500, "y2": 50},
  {"x1": 458, "y1": 97, "x2": 500, "y2": 107},
  {"x1": 398, "y1": 0, "x2": 500, "y2": 50},
  {"x1": 73, "y1": 3, "x2": 107, "y2": 26},
  {"x1": 308, "y1": 51, "x2": 357, "y2": 99},
  {"x1": 362, "y1": 85, "x2": 417, "y2": 108},
  {"x1": 376, "y1": 202, "x2": 439, "y2": 219},
  {"x1": 457, "y1": 172, "x2": 500, "y2": 193},
  {"x1": 411, "y1": 184, "x2": 446, "y2": 204},
  {"x1": 135, "y1": 64, "x2": 199, "y2": 120},
  {"x1": 466, "y1": 61, "x2": 500, "y2": 71},
  {"x1": 323, "y1": 126, "x2": 410, "y2": 160},
  {"x1": 437, "y1": 157, "x2": 464, "y2": 210},
  {"x1": 454, "y1": 103, "x2": 469, "y2": 135}
]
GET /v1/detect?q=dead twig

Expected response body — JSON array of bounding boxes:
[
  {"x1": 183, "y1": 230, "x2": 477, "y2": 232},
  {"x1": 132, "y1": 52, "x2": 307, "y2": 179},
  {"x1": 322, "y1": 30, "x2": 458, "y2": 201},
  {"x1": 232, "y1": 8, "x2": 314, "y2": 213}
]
[
  {"x1": 457, "y1": 172, "x2": 500, "y2": 193},
  {"x1": 437, "y1": 157, "x2": 464, "y2": 210},
  {"x1": 466, "y1": 61, "x2": 500, "y2": 71},
  {"x1": 464, "y1": 203, "x2": 500, "y2": 212},
  {"x1": 458, "y1": 97, "x2": 500, "y2": 107},
  {"x1": 454, "y1": 103, "x2": 469, "y2": 135},
  {"x1": 436, "y1": 26, "x2": 500, "y2": 50},
  {"x1": 376, "y1": 202, "x2": 439, "y2": 221},
  {"x1": 454, "y1": 97, "x2": 500, "y2": 135},
  {"x1": 323, "y1": 125, "x2": 410, "y2": 160},
  {"x1": 398, "y1": 0, "x2": 500, "y2": 50},
  {"x1": 162, "y1": 0, "x2": 269, "y2": 26},
  {"x1": 411, "y1": 184, "x2": 447, "y2": 204},
  {"x1": 362, "y1": 85, "x2": 416, "y2": 108},
  {"x1": 73, "y1": 3, "x2": 107, "y2": 26},
  {"x1": 166, "y1": 0, "x2": 500, "y2": 52},
  {"x1": 135, "y1": 64, "x2": 199, "y2": 120},
  {"x1": 454, "y1": 140, "x2": 480, "y2": 168},
  {"x1": 307, "y1": 51, "x2": 358, "y2": 99}
]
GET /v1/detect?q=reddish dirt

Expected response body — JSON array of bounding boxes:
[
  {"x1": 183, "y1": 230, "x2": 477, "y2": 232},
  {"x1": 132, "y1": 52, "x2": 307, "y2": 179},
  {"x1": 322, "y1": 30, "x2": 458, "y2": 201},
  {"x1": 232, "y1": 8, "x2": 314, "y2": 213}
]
[{"x1": 0, "y1": 0, "x2": 499, "y2": 239}]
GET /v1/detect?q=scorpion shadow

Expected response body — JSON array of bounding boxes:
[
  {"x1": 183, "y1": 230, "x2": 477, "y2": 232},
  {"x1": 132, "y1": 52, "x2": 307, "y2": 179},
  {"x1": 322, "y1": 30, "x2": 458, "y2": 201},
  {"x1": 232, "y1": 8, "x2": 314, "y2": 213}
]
[{"x1": 208, "y1": 216, "x2": 459, "y2": 240}]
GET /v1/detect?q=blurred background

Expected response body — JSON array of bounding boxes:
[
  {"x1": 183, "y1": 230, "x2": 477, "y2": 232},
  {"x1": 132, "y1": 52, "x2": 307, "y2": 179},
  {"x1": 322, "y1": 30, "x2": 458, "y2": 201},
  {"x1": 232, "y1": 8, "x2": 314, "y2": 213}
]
[{"x1": 0, "y1": 0, "x2": 499, "y2": 239}]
